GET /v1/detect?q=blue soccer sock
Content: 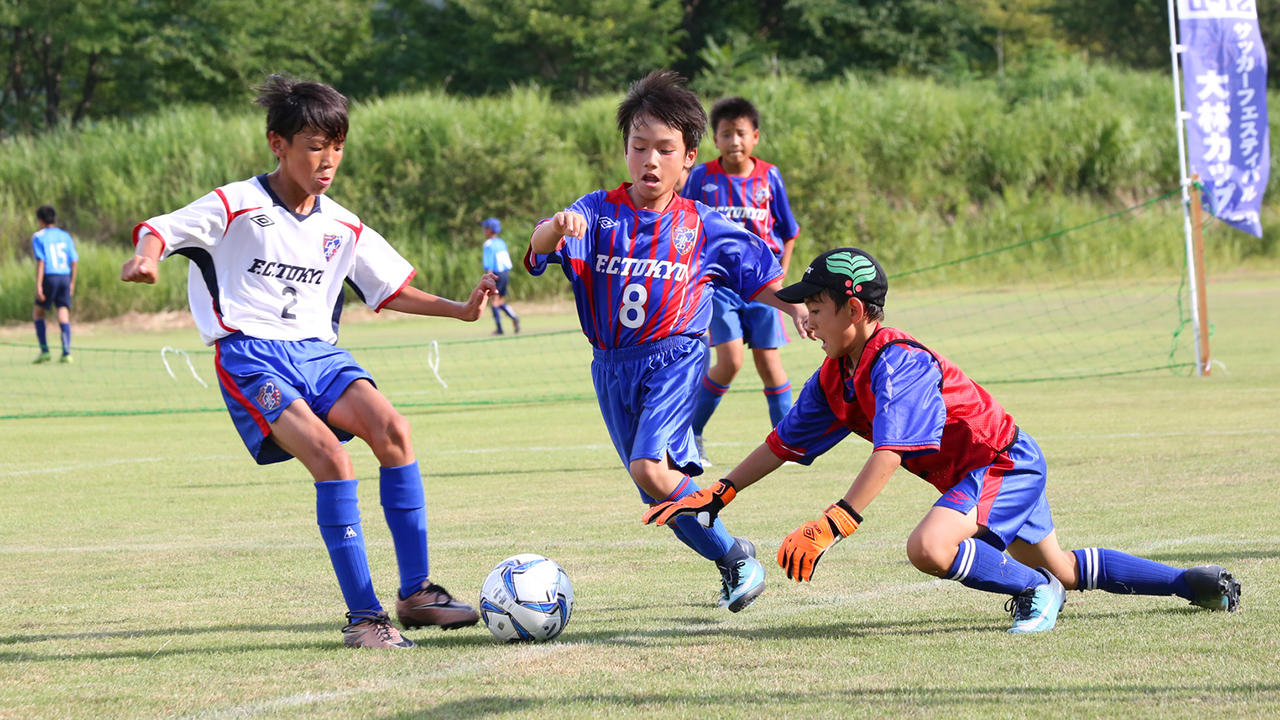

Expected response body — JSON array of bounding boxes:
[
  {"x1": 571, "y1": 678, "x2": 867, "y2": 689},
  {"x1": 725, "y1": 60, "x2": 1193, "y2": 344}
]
[
  {"x1": 490, "y1": 306, "x2": 503, "y2": 333},
  {"x1": 315, "y1": 479, "x2": 381, "y2": 615},
  {"x1": 691, "y1": 375, "x2": 730, "y2": 435},
  {"x1": 380, "y1": 463, "x2": 430, "y2": 599},
  {"x1": 34, "y1": 319, "x2": 47, "y2": 351},
  {"x1": 763, "y1": 382, "x2": 793, "y2": 427},
  {"x1": 946, "y1": 538, "x2": 1046, "y2": 595},
  {"x1": 1072, "y1": 547, "x2": 1193, "y2": 598},
  {"x1": 59, "y1": 322, "x2": 71, "y2": 355},
  {"x1": 656, "y1": 477, "x2": 735, "y2": 561}
]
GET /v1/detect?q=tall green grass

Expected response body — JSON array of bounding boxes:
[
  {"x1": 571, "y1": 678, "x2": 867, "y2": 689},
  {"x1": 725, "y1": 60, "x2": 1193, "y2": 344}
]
[{"x1": 2, "y1": 58, "x2": 1277, "y2": 322}]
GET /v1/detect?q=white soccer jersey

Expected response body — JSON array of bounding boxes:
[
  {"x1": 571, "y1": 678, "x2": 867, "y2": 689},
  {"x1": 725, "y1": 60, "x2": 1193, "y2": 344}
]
[{"x1": 133, "y1": 175, "x2": 414, "y2": 345}]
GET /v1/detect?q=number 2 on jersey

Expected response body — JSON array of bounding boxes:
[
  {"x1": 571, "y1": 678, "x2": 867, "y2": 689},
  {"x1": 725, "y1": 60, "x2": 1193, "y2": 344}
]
[{"x1": 281, "y1": 286, "x2": 298, "y2": 320}]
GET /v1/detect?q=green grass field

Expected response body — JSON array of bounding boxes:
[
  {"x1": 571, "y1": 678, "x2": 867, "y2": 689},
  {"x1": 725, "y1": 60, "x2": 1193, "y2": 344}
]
[{"x1": 2, "y1": 275, "x2": 1277, "y2": 719}]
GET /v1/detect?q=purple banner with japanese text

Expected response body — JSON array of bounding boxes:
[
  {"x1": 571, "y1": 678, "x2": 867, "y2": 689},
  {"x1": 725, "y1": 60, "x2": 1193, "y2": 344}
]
[{"x1": 1178, "y1": 0, "x2": 1269, "y2": 237}]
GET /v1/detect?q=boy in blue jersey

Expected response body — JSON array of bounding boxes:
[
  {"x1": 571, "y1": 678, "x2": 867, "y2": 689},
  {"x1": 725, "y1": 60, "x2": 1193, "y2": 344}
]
[
  {"x1": 481, "y1": 217, "x2": 520, "y2": 334},
  {"x1": 681, "y1": 98, "x2": 801, "y2": 466},
  {"x1": 31, "y1": 205, "x2": 79, "y2": 364},
  {"x1": 122, "y1": 75, "x2": 498, "y2": 649},
  {"x1": 646, "y1": 247, "x2": 1241, "y2": 632},
  {"x1": 526, "y1": 70, "x2": 810, "y2": 613}
]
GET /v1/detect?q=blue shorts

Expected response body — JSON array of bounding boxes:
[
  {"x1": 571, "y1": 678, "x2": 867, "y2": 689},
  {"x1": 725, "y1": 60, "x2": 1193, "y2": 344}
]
[
  {"x1": 493, "y1": 270, "x2": 510, "y2": 297},
  {"x1": 36, "y1": 275, "x2": 72, "y2": 310},
  {"x1": 214, "y1": 334, "x2": 371, "y2": 465},
  {"x1": 592, "y1": 335, "x2": 706, "y2": 496},
  {"x1": 707, "y1": 285, "x2": 788, "y2": 349},
  {"x1": 932, "y1": 430, "x2": 1054, "y2": 549}
]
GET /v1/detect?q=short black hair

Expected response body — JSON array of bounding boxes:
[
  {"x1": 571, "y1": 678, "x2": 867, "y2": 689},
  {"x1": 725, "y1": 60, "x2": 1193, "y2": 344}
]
[
  {"x1": 253, "y1": 73, "x2": 349, "y2": 143},
  {"x1": 816, "y1": 287, "x2": 885, "y2": 322},
  {"x1": 710, "y1": 97, "x2": 760, "y2": 132},
  {"x1": 36, "y1": 205, "x2": 56, "y2": 225},
  {"x1": 616, "y1": 70, "x2": 706, "y2": 152}
]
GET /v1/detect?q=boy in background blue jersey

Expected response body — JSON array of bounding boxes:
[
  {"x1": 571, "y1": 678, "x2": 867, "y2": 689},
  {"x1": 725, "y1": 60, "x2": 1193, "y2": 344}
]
[
  {"x1": 31, "y1": 205, "x2": 79, "y2": 364},
  {"x1": 646, "y1": 247, "x2": 1242, "y2": 633},
  {"x1": 526, "y1": 70, "x2": 810, "y2": 613},
  {"x1": 481, "y1": 217, "x2": 520, "y2": 334},
  {"x1": 681, "y1": 98, "x2": 801, "y2": 466}
]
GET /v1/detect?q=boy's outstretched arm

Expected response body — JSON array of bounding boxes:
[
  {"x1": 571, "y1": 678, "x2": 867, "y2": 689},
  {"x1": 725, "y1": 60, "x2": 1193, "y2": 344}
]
[
  {"x1": 754, "y1": 278, "x2": 811, "y2": 339},
  {"x1": 121, "y1": 232, "x2": 164, "y2": 284},
  {"x1": 383, "y1": 272, "x2": 498, "y2": 320},
  {"x1": 641, "y1": 441, "x2": 783, "y2": 527},
  {"x1": 777, "y1": 449, "x2": 901, "y2": 582},
  {"x1": 530, "y1": 212, "x2": 586, "y2": 254}
]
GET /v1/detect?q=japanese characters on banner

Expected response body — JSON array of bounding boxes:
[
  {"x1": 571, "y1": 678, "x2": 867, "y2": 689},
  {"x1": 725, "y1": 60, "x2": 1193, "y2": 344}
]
[{"x1": 1178, "y1": 0, "x2": 1269, "y2": 237}]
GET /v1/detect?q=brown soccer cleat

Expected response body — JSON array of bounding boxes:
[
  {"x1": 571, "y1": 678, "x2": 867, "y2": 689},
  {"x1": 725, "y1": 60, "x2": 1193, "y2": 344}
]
[
  {"x1": 396, "y1": 580, "x2": 480, "y2": 630},
  {"x1": 342, "y1": 611, "x2": 417, "y2": 649}
]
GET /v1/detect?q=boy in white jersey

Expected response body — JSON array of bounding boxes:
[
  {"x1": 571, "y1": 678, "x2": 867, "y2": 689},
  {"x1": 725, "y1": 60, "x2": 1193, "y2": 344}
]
[{"x1": 121, "y1": 75, "x2": 498, "y2": 649}]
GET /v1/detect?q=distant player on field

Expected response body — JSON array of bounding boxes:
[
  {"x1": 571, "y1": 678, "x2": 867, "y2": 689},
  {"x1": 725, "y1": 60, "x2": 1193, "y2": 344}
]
[
  {"x1": 31, "y1": 205, "x2": 79, "y2": 364},
  {"x1": 481, "y1": 217, "x2": 520, "y2": 335},
  {"x1": 121, "y1": 74, "x2": 498, "y2": 649},
  {"x1": 525, "y1": 70, "x2": 810, "y2": 613},
  {"x1": 681, "y1": 97, "x2": 800, "y2": 466},
  {"x1": 645, "y1": 247, "x2": 1241, "y2": 633}
]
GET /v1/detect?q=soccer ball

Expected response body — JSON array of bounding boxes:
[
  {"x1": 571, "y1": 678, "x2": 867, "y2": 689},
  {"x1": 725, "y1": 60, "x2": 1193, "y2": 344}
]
[{"x1": 478, "y1": 554, "x2": 574, "y2": 643}]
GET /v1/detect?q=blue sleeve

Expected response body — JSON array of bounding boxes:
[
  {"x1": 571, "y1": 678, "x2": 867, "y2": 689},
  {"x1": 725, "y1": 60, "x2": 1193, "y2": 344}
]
[
  {"x1": 772, "y1": 369, "x2": 852, "y2": 465},
  {"x1": 681, "y1": 165, "x2": 706, "y2": 201},
  {"x1": 67, "y1": 234, "x2": 77, "y2": 263},
  {"x1": 482, "y1": 243, "x2": 496, "y2": 271},
  {"x1": 526, "y1": 192, "x2": 599, "y2": 277},
  {"x1": 769, "y1": 167, "x2": 800, "y2": 243},
  {"x1": 697, "y1": 204, "x2": 782, "y2": 301},
  {"x1": 869, "y1": 344, "x2": 945, "y2": 455},
  {"x1": 32, "y1": 234, "x2": 45, "y2": 262}
]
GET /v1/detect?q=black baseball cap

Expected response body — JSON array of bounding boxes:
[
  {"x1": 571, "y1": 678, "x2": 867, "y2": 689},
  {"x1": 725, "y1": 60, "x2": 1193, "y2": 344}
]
[{"x1": 775, "y1": 247, "x2": 888, "y2": 306}]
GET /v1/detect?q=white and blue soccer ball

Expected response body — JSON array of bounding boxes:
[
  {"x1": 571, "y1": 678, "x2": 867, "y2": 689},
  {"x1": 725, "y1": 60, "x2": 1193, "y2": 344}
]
[{"x1": 479, "y1": 554, "x2": 574, "y2": 643}]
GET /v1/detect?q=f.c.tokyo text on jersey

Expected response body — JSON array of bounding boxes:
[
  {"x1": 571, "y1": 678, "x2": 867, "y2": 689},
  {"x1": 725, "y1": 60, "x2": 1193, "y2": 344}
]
[
  {"x1": 681, "y1": 158, "x2": 799, "y2": 259},
  {"x1": 524, "y1": 184, "x2": 782, "y2": 349},
  {"x1": 133, "y1": 174, "x2": 414, "y2": 345}
]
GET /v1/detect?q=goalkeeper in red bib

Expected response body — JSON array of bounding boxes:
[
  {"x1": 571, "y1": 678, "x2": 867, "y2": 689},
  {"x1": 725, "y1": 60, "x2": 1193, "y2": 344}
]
[{"x1": 644, "y1": 247, "x2": 1241, "y2": 633}]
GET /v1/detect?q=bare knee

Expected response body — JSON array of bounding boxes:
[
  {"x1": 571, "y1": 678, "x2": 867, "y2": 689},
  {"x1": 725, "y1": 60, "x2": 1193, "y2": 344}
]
[
  {"x1": 906, "y1": 527, "x2": 959, "y2": 577},
  {"x1": 294, "y1": 438, "x2": 353, "y2": 481},
  {"x1": 366, "y1": 412, "x2": 413, "y2": 465}
]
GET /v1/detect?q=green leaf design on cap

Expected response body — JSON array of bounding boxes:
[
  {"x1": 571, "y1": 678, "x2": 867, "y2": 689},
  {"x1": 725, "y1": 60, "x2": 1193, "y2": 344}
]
[{"x1": 825, "y1": 251, "x2": 877, "y2": 285}]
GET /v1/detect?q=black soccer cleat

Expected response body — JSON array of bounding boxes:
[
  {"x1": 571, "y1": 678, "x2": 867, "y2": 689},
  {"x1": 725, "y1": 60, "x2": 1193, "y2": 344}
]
[{"x1": 1184, "y1": 565, "x2": 1241, "y2": 612}]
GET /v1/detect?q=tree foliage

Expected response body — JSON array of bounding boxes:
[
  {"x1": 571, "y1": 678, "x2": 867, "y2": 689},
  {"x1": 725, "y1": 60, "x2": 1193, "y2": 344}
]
[{"x1": 2, "y1": 0, "x2": 1279, "y2": 135}]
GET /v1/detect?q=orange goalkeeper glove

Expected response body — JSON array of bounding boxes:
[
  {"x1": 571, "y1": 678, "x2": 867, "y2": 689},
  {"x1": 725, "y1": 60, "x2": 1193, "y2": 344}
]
[
  {"x1": 641, "y1": 479, "x2": 737, "y2": 528},
  {"x1": 777, "y1": 499, "x2": 862, "y2": 582}
]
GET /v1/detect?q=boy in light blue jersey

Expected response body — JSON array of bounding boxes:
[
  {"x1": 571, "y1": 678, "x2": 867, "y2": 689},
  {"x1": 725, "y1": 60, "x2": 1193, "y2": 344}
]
[
  {"x1": 31, "y1": 205, "x2": 79, "y2": 364},
  {"x1": 526, "y1": 71, "x2": 810, "y2": 613},
  {"x1": 481, "y1": 217, "x2": 520, "y2": 334},
  {"x1": 681, "y1": 98, "x2": 800, "y2": 465}
]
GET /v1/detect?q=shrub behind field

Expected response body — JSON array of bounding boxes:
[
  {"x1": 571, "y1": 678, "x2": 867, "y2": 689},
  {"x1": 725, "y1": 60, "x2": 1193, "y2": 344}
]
[{"x1": 2, "y1": 59, "x2": 1277, "y2": 322}]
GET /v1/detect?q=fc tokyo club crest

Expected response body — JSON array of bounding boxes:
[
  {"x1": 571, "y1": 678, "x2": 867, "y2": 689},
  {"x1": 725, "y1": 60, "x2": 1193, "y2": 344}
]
[
  {"x1": 753, "y1": 187, "x2": 771, "y2": 204},
  {"x1": 322, "y1": 233, "x2": 343, "y2": 261},
  {"x1": 672, "y1": 225, "x2": 696, "y2": 255},
  {"x1": 256, "y1": 381, "x2": 282, "y2": 412}
]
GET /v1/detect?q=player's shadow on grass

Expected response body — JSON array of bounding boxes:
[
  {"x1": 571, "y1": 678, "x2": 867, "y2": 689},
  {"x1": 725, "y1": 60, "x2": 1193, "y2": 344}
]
[
  {"x1": 0, "y1": 622, "x2": 342, "y2": 662},
  {"x1": 383, "y1": 680, "x2": 1280, "y2": 720},
  {"x1": 1143, "y1": 548, "x2": 1277, "y2": 565},
  {"x1": 423, "y1": 464, "x2": 620, "y2": 479}
]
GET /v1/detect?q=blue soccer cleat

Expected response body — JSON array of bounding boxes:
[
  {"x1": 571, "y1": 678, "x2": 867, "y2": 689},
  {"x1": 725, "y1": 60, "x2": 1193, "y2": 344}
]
[
  {"x1": 716, "y1": 538, "x2": 764, "y2": 613},
  {"x1": 1006, "y1": 569, "x2": 1066, "y2": 634},
  {"x1": 1184, "y1": 565, "x2": 1241, "y2": 612}
]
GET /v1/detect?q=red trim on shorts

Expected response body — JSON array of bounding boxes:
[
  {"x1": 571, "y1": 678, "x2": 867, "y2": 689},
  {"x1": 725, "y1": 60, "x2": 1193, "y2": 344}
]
[
  {"x1": 975, "y1": 451, "x2": 1014, "y2": 527},
  {"x1": 766, "y1": 428, "x2": 805, "y2": 462},
  {"x1": 215, "y1": 341, "x2": 270, "y2": 437}
]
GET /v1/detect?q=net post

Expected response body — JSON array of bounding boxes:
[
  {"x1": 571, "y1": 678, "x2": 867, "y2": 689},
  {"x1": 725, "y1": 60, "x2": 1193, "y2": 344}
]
[{"x1": 1188, "y1": 175, "x2": 1211, "y2": 376}]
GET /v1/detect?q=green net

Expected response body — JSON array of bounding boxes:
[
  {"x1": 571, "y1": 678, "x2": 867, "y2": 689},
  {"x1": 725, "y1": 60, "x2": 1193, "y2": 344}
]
[{"x1": 0, "y1": 191, "x2": 1199, "y2": 420}]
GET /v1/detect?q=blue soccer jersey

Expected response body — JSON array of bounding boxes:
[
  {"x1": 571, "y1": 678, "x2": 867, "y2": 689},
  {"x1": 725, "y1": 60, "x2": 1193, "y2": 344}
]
[
  {"x1": 524, "y1": 184, "x2": 783, "y2": 349},
  {"x1": 32, "y1": 227, "x2": 78, "y2": 275},
  {"x1": 483, "y1": 237, "x2": 513, "y2": 273},
  {"x1": 682, "y1": 158, "x2": 800, "y2": 259}
]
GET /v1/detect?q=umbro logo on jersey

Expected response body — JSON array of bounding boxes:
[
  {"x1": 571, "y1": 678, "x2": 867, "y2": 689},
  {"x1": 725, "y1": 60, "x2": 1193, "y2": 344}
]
[
  {"x1": 702, "y1": 183, "x2": 719, "y2": 193},
  {"x1": 250, "y1": 215, "x2": 275, "y2": 227},
  {"x1": 343, "y1": 526, "x2": 358, "y2": 539},
  {"x1": 599, "y1": 217, "x2": 620, "y2": 229}
]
